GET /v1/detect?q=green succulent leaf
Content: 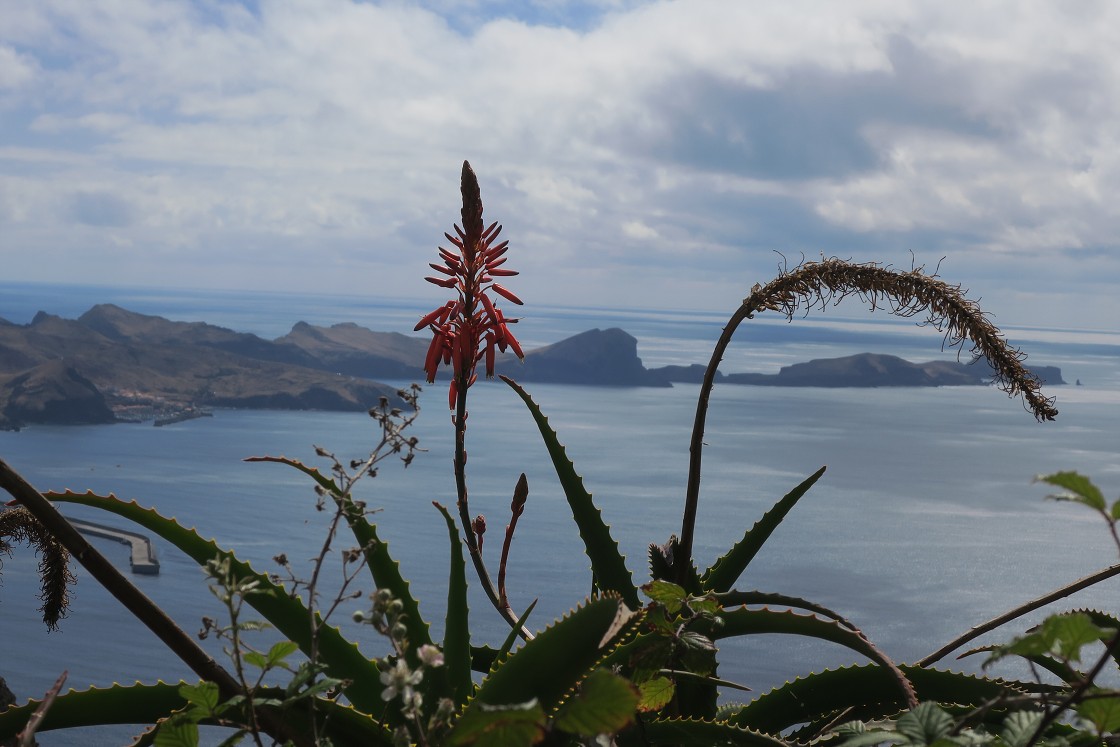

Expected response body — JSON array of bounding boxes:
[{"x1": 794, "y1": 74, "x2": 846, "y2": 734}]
[
  {"x1": 554, "y1": 668, "x2": 639, "y2": 736},
  {"x1": 623, "y1": 717, "x2": 792, "y2": 746},
  {"x1": 727, "y1": 665, "x2": 1030, "y2": 736},
  {"x1": 1035, "y1": 471, "x2": 1106, "y2": 511},
  {"x1": 501, "y1": 377, "x2": 640, "y2": 609},
  {"x1": 434, "y1": 501, "x2": 474, "y2": 706},
  {"x1": 447, "y1": 700, "x2": 547, "y2": 747},
  {"x1": 702, "y1": 467, "x2": 826, "y2": 593},
  {"x1": 244, "y1": 457, "x2": 434, "y2": 658},
  {"x1": 473, "y1": 595, "x2": 638, "y2": 712},
  {"x1": 45, "y1": 490, "x2": 386, "y2": 716}
]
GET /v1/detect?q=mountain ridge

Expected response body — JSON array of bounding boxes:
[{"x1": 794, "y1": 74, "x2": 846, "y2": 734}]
[{"x1": 0, "y1": 304, "x2": 1064, "y2": 429}]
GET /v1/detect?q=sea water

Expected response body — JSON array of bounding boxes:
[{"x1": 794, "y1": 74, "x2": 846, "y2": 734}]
[{"x1": 1, "y1": 282, "x2": 1118, "y2": 744}]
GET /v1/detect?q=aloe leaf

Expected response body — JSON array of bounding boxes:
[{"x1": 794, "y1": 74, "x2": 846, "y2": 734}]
[
  {"x1": 434, "y1": 501, "x2": 473, "y2": 706},
  {"x1": 0, "y1": 681, "x2": 187, "y2": 738},
  {"x1": 715, "y1": 590, "x2": 858, "y2": 630},
  {"x1": 726, "y1": 665, "x2": 1034, "y2": 736},
  {"x1": 473, "y1": 594, "x2": 639, "y2": 711},
  {"x1": 244, "y1": 456, "x2": 434, "y2": 656},
  {"x1": 46, "y1": 490, "x2": 385, "y2": 716},
  {"x1": 702, "y1": 467, "x2": 826, "y2": 593},
  {"x1": 500, "y1": 376, "x2": 639, "y2": 609},
  {"x1": 495, "y1": 600, "x2": 537, "y2": 666},
  {"x1": 618, "y1": 717, "x2": 791, "y2": 746}
]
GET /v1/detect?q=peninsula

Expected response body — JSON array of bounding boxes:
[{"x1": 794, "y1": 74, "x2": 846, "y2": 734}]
[{"x1": 0, "y1": 304, "x2": 1064, "y2": 429}]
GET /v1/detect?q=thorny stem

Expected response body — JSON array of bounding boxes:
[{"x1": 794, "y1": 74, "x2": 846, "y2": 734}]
[
  {"x1": 677, "y1": 258, "x2": 1058, "y2": 587},
  {"x1": 0, "y1": 457, "x2": 311, "y2": 747}
]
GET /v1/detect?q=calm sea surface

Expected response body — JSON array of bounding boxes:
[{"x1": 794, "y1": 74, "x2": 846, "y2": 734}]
[{"x1": 1, "y1": 282, "x2": 1118, "y2": 744}]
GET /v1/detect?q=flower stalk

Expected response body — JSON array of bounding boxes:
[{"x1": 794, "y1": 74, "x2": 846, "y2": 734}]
[{"x1": 417, "y1": 161, "x2": 529, "y2": 635}]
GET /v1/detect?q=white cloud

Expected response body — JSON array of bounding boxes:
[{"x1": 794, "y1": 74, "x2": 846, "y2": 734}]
[{"x1": 0, "y1": 0, "x2": 1118, "y2": 329}]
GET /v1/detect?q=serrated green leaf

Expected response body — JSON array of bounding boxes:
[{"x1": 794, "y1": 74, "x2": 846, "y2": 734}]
[
  {"x1": 643, "y1": 580, "x2": 687, "y2": 613},
  {"x1": 632, "y1": 717, "x2": 792, "y2": 746},
  {"x1": 638, "y1": 677, "x2": 675, "y2": 712},
  {"x1": 177, "y1": 682, "x2": 219, "y2": 713},
  {"x1": 434, "y1": 501, "x2": 473, "y2": 707},
  {"x1": 989, "y1": 613, "x2": 1116, "y2": 665},
  {"x1": 265, "y1": 640, "x2": 300, "y2": 668},
  {"x1": 448, "y1": 700, "x2": 546, "y2": 746},
  {"x1": 242, "y1": 652, "x2": 268, "y2": 670},
  {"x1": 243, "y1": 458, "x2": 434, "y2": 661},
  {"x1": 1076, "y1": 692, "x2": 1120, "y2": 734},
  {"x1": 46, "y1": 490, "x2": 386, "y2": 716},
  {"x1": 502, "y1": 377, "x2": 639, "y2": 609},
  {"x1": 153, "y1": 719, "x2": 200, "y2": 747},
  {"x1": 896, "y1": 703, "x2": 954, "y2": 746},
  {"x1": 1001, "y1": 710, "x2": 1045, "y2": 747},
  {"x1": 474, "y1": 596, "x2": 637, "y2": 712},
  {"x1": 702, "y1": 467, "x2": 826, "y2": 593},
  {"x1": 554, "y1": 668, "x2": 639, "y2": 736},
  {"x1": 726, "y1": 666, "x2": 1031, "y2": 735},
  {"x1": 1036, "y1": 471, "x2": 1106, "y2": 511}
]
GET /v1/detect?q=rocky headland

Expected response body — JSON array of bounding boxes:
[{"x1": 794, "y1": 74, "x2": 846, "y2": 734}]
[{"x1": 0, "y1": 304, "x2": 1064, "y2": 429}]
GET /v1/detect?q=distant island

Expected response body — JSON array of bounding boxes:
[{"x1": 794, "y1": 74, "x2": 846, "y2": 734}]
[{"x1": 0, "y1": 304, "x2": 1064, "y2": 429}]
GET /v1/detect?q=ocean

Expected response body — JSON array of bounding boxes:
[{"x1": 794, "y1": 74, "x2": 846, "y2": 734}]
[{"x1": 1, "y1": 281, "x2": 1118, "y2": 745}]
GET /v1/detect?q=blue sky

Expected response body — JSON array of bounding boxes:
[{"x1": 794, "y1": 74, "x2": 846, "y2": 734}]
[{"x1": 2, "y1": 1, "x2": 1118, "y2": 331}]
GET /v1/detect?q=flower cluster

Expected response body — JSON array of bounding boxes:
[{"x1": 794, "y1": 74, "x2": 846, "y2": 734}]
[{"x1": 416, "y1": 161, "x2": 524, "y2": 408}]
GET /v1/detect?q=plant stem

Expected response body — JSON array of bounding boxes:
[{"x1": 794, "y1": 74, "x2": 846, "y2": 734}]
[{"x1": 919, "y1": 561, "x2": 1120, "y2": 666}]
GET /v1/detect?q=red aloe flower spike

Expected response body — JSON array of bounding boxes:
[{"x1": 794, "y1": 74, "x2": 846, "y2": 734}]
[
  {"x1": 481, "y1": 221, "x2": 500, "y2": 240},
  {"x1": 487, "y1": 268, "x2": 519, "y2": 277},
  {"x1": 443, "y1": 233, "x2": 465, "y2": 249},
  {"x1": 505, "y1": 328, "x2": 524, "y2": 359},
  {"x1": 486, "y1": 242, "x2": 510, "y2": 261},
  {"x1": 429, "y1": 262, "x2": 457, "y2": 276},
  {"x1": 485, "y1": 332, "x2": 497, "y2": 377},
  {"x1": 486, "y1": 256, "x2": 509, "y2": 270},
  {"x1": 448, "y1": 378, "x2": 458, "y2": 409},
  {"x1": 491, "y1": 284, "x2": 523, "y2": 306}
]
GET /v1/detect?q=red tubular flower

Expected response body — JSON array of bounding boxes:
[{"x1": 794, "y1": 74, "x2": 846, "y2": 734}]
[{"x1": 416, "y1": 162, "x2": 525, "y2": 406}]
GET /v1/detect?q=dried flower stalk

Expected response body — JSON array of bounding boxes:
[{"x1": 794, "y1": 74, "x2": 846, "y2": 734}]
[
  {"x1": 676, "y1": 257, "x2": 1058, "y2": 585},
  {"x1": 0, "y1": 505, "x2": 75, "y2": 630}
]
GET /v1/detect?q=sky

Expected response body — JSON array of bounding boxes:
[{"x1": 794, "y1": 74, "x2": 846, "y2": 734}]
[{"x1": 2, "y1": 0, "x2": 1119, "y2": 332}]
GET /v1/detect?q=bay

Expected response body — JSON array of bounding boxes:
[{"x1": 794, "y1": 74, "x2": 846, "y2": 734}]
[{"x1": 1, "y1": 283, "x2": 1118, "y2": 744}]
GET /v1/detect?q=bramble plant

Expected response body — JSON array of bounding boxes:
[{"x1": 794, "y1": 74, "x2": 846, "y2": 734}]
[{"x1": 1, "y1": 161, "x2": 1118, "y2": 746}]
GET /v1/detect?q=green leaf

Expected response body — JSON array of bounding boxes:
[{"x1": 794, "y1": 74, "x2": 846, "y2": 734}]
[
  {"x1": 638, "y1": 677, "x2": 675, "y2": 713},
  {"x1": 46, "y1": 490, "x2": 387, "y2": 716},
  {"x1": 153, "y1": 719, "x2": 200, "y2": 747},
  {"x1": 473, "y1": 595, "x2": 638, "y2": 712},
  {"x1": 554, "y1": 668, "x2": 639, "y2": 736},
  {"x1": 501, "y1": 377, "x2": 640, "y2": 609},
  {"x1": 0, "y1": 682, "x2": 186, "y2": 739},
  {"x1": 434, "y1": 501, "x2": 474, "y2": 706},
  {"x1": 643, "y1": 580, "x2": 688, "y2": 614},
  {"x1": 896, "y1": 703, "x2": 954, "y2": 746},
  {"x1": 988, "y1": 612, "x2": 1116, "y2": 665},
  {"x1": 178, "y1": 682, "x2": 220, "y2": 714},
  {"x1": 1035, "y1": 471, "x2": 1106, "y2": 511},
  {"x1": 447, "y1": 700, "x2": 547, "y2": 747},
  {"x1": 1112, "y1": 500, "x2": 1120, "y2": 522},
  {"x1": 1076, "y1": 692, "x2": 1120, "y2": 734},
  {"x1": 702, "y1": 467, "x2": 826, "y2": 593},
  {"x1": 265, "y1": 640, "x2": 300, "y2": 668},
  {"x1": 1001, "y1": 710, "x2": 1045, "y2": 747}
]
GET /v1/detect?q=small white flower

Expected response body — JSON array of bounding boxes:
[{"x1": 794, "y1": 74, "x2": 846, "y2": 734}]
[
  {"x1": 417, "y1": 644, "x2": 444, "y2": 668},
  {"x1": 380, "y1": 660, "x2": 423, "y2": 702}
]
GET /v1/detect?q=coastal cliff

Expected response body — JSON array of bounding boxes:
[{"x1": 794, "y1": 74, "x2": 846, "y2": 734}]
[{"x1": 0, "y1": 304, "x2": 1065, "y2": 428}]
